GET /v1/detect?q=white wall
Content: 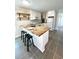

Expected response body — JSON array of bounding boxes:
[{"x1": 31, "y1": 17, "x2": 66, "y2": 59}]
[
  {"x1": 15, "y1": 20, "x2": 21, "y2": 38},
  {"x1": 56, "y1": 9, "x2": 63, "y2": 31}
]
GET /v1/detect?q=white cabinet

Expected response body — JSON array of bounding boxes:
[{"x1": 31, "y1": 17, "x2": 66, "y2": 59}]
[
  {"x1": 47, "y1": 18, "x2": 55, "y2": 30},
  {"x1": 33, "y1": 30, "x2": 49, "y2": 53},
  {"x1": 46, "y1": 10, "x2": 55, "y2": 31},
  {"x1": 30, "y1": 10, "x2": 41, "y2": 20},
  {"x1": 47, "y1": 10, "x2": 55, "y2": 16}
]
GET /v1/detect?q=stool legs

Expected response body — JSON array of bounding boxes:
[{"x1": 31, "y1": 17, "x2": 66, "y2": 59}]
[
  {"x1": 24, "y1": 37, "x2": 26, "y2": 46},
  {"x1": 22, "y1": 33, "x2": 34, "y2": 52},
  {"x1": 21, "y1": 31, "x2": 24, "y2": 42},
  {"x1": 27, "y1": 39, "x2": 29, "y2": 51},
  {"x1": 23, "y1": 34, "x2": 24, "y2": 42},
  {"x1": 21, "y1": 31, "x2": 22, "y2": 40}
]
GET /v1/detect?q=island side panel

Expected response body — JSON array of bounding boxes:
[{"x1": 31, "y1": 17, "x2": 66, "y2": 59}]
[{"x1": 33, "y1": 30, "x2": 49, "y2": 53}]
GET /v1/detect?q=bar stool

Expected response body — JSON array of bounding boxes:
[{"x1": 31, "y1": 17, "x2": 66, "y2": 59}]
[
  {"x1": 24, "y1": 34, "x2": 34, "y2": 51},
  {"x1": 21, "y1": 31, "x2": 27, "y2": 42}
]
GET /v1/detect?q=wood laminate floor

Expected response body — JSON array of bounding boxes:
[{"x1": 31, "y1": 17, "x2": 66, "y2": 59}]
[{"x1": 15, "y1": 30, "x2": 63, "y2": 59}]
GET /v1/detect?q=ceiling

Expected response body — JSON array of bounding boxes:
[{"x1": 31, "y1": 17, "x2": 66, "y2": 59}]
[{"x1": 15, "y1": 0, "x2": 63, "y2": 12}]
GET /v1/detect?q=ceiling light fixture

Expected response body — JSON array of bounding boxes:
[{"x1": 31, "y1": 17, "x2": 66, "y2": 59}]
[{"x1": 22, "y1": 0, "x2": 30, "y2": 6}]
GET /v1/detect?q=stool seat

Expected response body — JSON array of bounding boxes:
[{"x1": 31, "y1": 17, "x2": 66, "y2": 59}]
[
  {"x1": 21, "y1": 31, "x2": 26, "y2": 33},
  {"x1": 26, "y1": 34, "x2": 32, "y2": 39}
]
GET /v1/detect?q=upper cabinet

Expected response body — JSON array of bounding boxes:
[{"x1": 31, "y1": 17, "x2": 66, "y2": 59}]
[
  {"x1": 30, "y1": 10, "x2": 41, "y2": 20},
  {"x1": 47, "y1": 10, "x2": 55, "y2": 16}
]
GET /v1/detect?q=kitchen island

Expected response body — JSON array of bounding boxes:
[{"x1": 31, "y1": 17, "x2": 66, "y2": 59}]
[{"x1": 20, "y1": 24, "x2": 49, "y2": 53}]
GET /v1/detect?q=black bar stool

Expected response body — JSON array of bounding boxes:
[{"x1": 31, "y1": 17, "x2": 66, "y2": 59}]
[
  {"x1": 21, "y1": 31, "x2": 27, "y2": 42},
  {"x1": 24, "y1": 34, "x2": 34, "y2": 51}
]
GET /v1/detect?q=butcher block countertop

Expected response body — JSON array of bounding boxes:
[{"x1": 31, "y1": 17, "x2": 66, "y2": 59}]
[{"x1": 20, "y1": 24, "x2": 49, "y2": 36}]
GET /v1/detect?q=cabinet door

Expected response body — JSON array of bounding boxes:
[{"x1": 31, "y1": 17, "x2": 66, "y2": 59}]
[{"x1": 33, "y1": 35, "x2": 43, "y2": 49}]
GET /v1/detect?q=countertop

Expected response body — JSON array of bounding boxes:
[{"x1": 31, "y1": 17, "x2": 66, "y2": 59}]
[{"x1": 20, "y1": 24, "x2": 49, "y2": 36}]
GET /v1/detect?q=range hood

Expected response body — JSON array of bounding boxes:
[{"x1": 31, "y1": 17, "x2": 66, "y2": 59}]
[{"x1": 48, "y1": 16, "x2": 54, "y2": 18}]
